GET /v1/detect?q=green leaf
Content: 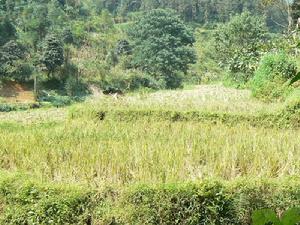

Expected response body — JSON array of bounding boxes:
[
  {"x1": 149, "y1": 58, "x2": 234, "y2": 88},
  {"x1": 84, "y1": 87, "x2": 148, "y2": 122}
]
[
  {"x1": 252, "y1": 209, "x2": 281, "y2": 225},
  {"x1": 281, "y1": 208, "x2": 300, "y2": 225},
  {"x1": 289, "y1": 72, "x2": 300, "y2": 85}
]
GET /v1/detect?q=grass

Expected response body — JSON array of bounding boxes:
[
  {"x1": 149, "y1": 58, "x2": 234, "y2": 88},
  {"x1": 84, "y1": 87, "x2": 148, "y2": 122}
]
[
  {"x1": 0, "y1": 118, "x2": 299, "y2": 186},
  {"x1": 98, "y1": 84, "x2": 282, "y2": 114},
  {"x1": 0, "y1": 107, "x2": 66, "y2": 124},
  {"x1": 0, "y1": 85, "x2": 298, "y2": 187}
]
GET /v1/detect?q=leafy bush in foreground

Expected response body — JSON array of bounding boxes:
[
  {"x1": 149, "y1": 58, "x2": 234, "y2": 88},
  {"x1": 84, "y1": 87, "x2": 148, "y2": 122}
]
[
  {"x1": 1, "y1": 173, "x2": 300, "y2": 225},
  {"x1": 0, "y1": 173, "x2": 94, "y2": 225},
  {"x1": 251, "y1": 53, "x2": 297, "y2": 101},
  {"x1": 252, "y1": 208, "x2": 300, "y2": 225}
]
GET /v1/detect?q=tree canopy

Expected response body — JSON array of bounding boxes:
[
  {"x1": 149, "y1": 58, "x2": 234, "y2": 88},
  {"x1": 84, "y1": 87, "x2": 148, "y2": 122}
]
[
  {"x1": 128, "y1": 9, "x2": 196, "y2": 88},
  {"x1": 41, "y1": 34, "x2": 64, "y2": 76},
  {"x1": 214, "y1": 11, "x2": 268, "y2": 82}
]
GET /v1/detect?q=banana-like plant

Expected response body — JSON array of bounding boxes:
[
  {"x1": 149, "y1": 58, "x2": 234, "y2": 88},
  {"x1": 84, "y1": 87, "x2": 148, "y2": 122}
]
[
  {"x1": 289, "y1": 72, "x2": 300, "y2": 85},
  {"x1": 252, "y1": 208, "x2": 300, "y2": 225}
]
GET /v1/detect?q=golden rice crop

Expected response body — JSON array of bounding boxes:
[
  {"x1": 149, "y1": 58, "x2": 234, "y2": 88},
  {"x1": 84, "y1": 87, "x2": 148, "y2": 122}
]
[{"x1": 0, "y1": 119, "x2": 299, "y2": 186}]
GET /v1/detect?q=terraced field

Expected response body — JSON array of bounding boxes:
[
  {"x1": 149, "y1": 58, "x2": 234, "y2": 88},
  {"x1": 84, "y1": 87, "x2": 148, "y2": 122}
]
[{"x1": 0, "y1": 85, "x2": 299, "y2": 224}]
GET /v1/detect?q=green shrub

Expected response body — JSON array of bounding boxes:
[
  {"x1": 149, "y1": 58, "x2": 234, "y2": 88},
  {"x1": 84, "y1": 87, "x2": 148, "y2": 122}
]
[
  {"x1": 101, "y1": 72, "x2": 128, "y2": 94},
  {"x1": 0, "y1": 104, "x2": 15, "y2": 112},
  {"x1": 1, "y1": 172, "x2": 300, "y2": 225},
  {"x1": 115, "y1": 182, "x2": 235, "y2": 225},
  {"x1": 96, "y1": 179, "x2": 300, "y2": 225},
  {"x1": 127, "y1": 71, "x2": 165, "y2": 90},
  {"x1": 251, "y1": 53, "x2": 297, "y2": 101},
  {"x1": 189, "y1": 29, "x2": 224, "y2": 85},
  {"x1": 59, "y1": 60, "x2": 79, "y2": 81},
  {"x1": 38, "y1": 91, "x2": 72, "y2": 107},
  {"x1": 214, "y1": 11, "x2": 268, "y2": 82},
  {"x1": 284, "y1": 89, "x2": 300, "y2": 113},
  {"x1": 51, "y1": 95, "x2": 72, "y2": 107},
  {"x1": 65, "y1": 76, "x2": 90, "y2": 97},
  {"x1": 0, "y1": 103, "x2": 40, "y2": 112},
  {"x1": 101, "y1": 69, "x2": 164, "y2": 93},
  {"x1": 0, "y1": 173, "x2": 95, "y2": 225},
  {"x1": 222, "y1": 72, "x2": 249, "y2": 89},
  {"x1": 62, "y1": 28, "x2": 74, "y2": 44}
]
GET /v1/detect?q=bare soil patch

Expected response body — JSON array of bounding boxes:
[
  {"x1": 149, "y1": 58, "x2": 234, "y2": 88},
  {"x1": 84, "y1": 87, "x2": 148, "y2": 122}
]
[{"x1": 0, "y1": 81, "x2": 35, "y2": 103}]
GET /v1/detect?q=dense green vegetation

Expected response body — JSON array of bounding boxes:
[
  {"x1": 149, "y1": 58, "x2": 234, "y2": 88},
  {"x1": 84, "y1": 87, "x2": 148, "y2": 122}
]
[
  {"x1": 127, "y1": 9, "x2": 196, "y2": 89},
  {"x1": 251, "y1": 53, "x2": 298, "y2": 101},
  {"x1": 0, "y1": 172, "x2": 300, "y2": 224},
  {"x1": 0, "y1": 0, "x2": 299, "y2": 100},
  {"x1": 0, "y1": 0, "x2": 300, "y2": 224}
]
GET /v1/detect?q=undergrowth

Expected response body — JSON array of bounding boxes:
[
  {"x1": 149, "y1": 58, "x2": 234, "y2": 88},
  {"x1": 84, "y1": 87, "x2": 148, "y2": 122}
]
[{"x1": 0, "y1": 172, "x2": 300, "y2": 225}]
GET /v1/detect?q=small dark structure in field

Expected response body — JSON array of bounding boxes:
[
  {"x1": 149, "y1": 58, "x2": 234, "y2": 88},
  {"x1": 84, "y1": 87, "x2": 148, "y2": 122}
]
[{"x1": 103, "y1": 87, "x2": 123, "y2": 95}]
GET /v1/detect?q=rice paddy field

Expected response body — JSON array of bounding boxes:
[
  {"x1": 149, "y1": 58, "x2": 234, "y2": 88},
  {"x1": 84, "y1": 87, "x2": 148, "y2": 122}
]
[
  {"x1": 0, "y1": 117, "x2": 299, "y2": 185},
  {"x1": 0, "y1": 85, "x2": 299, "y2": 224},
  {"x1": 0, "y1": 85, "x2": 299, "y2": 185}
]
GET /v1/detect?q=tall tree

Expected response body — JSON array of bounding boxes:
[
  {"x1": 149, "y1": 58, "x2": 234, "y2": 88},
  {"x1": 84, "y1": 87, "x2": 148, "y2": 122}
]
[
  {"x1": 0, "y1": 17, "x2": 16, "y2": 46},
  {"x1": 128, "y1": 9, "x2": 196, "y2": 88},
  {"x1": 0, "y1": 40, "x2": 32, "y2": 80},
  {"x1": 41, "y1": 34, "x2": 64, "y2": 76}
]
